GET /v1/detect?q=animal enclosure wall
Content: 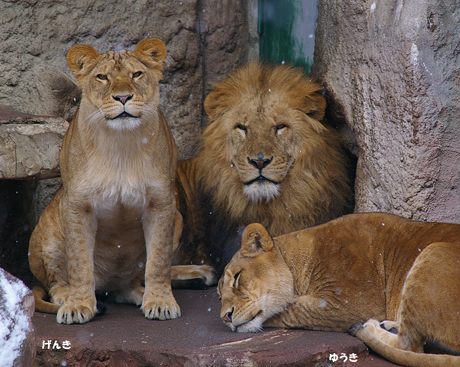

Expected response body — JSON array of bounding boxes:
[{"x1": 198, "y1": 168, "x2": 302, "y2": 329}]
[{"x1": 0, "y1": 0, "x2": 258, "y2": 284}]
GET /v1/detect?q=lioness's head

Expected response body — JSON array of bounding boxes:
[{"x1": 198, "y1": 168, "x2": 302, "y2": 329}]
[
  {"x1": 200, "y1": 63, "x2": 327, "y2": 204},
  {"x1": 218, "y1": 223, "x2": 294, "y2": 332},
  {"x1": 67, "y1": 38, "x2": 167, "y2": 131}
]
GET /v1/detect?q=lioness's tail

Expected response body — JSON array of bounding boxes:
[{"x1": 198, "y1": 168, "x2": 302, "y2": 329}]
[
  {"x1": 32, "y1": 285, "x2": 60, "y2": 314},
  {"x1": 349, "y1": 323, "x2": 460, "y2": 367}
]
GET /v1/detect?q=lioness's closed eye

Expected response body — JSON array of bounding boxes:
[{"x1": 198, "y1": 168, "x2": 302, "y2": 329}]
[{"x1": 219, "y1": 213, "x2": 460, "y2": 367}]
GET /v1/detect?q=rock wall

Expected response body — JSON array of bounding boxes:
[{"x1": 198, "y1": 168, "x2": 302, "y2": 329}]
[
  {"x1": 0, "y1": 0, "x2": 257, "y2": 284},
  {"x1": 0, "y1": 0, "x2": 257, "y2": 159},
  {"x1": 312, "y1": 0, "x2": 460, "y2": 223}
]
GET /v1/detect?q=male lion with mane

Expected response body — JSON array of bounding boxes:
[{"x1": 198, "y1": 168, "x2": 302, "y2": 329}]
[
  {"x1": 175, "y1": 64, "x2": 351, "y2": 273},
  {"x1": 29, "y1": 39, "x2": 215, "y2": 324},
  {"x1": 218, "y1": 213, "x2": 460, "y2": 367}
]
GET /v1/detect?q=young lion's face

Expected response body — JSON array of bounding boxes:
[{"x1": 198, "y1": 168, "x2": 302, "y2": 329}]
[
  {"x1": 67, "y1": 40, "x2": 166, "y2": 132},
  {"x1": 218, "y1": 224, "x2": 295, "y2": 332}
]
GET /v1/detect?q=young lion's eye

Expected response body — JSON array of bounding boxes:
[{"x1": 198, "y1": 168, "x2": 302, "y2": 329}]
[
  {"x1": 96, "y1": 74, "x2": 108, "y2": 81},
  {"x1": 133, "y1": 71, "x2": 143, "y2": 79}
]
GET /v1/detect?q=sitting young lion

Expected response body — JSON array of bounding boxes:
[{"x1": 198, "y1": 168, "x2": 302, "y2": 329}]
[
  {"x1": 29, "y1": 39, "x2": 215, "y2": 324},
  {"x1": 174, "y1": 64, "x2": 351, "y2": 273},
  {"x1": 218, "y1": 213, "x2": 460, "y2": 367}
]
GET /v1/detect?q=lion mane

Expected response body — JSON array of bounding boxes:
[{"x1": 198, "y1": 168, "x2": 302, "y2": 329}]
[{"x1": 175, "y1": 63, "x2": 351, "y2": 273}]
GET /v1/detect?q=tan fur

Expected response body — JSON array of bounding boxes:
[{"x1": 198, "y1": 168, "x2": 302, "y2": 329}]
[
  {"x1": 174, "y1": 64, "x2": 350, "y2": 272},
  {"x1": 218, "y1": 213, "x2": 460, "y2": 367},
  {"x1": 29, "y1": 39, "x2": 215, "y2": 324}
]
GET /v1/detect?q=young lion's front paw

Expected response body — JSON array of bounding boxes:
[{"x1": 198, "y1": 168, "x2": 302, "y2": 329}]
[
  {"x1": 141, "y1": 293, "x2": 181, "y2": 320},
  {"x1": 56, "y1": 298, "x2": 97, "y2": 324}
]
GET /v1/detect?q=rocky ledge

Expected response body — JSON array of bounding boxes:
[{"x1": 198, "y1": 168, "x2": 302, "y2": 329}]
[
  {"x1": 34, "y1": 288, "x2": 398, "y2": 367},
  {"x1": 0, "y1": 105, "x2": 68, "y2": 180}
]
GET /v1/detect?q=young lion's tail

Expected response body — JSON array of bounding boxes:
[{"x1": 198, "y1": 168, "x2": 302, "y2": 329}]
[
  {"x1": 349, "y1": 323, "x2": 460, "y2": 367},
  {"x1": 32, "y1": 285, "x2": 60, "y2": 314}
]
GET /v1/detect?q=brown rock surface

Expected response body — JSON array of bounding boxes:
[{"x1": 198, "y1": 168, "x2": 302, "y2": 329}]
[
  {"x1": 0, "y1": 0, "x2": 256, "y2": 160},
  {"x1": 0, "y1": 105, "x2": 68, "y2": 180},
  {"x1": 34, "y1": 289, "x2": 398, "y2": 366},
  {"x1": 312, "y1": 1, "x2": 460, "y2": 222}
]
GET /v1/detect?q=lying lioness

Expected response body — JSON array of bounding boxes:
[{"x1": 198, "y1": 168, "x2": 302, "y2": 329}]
[
  {"x1": 29, "y1": 38, "x2": 215, "y2": 324},
  {"x1": 218, "y1": 213, "x2": 460, "y2": 367}
]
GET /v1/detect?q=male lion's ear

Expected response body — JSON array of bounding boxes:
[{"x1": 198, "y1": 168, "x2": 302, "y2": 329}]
[
  {"x1": 298, "y1": 90, "x2": 327, "y2": 133},
  {"x1": 240, "y1": 223, "x2": 274, "y2": 256},
  {"x1": 204, "y1": 86, "x2": 235, "y2": 121},
  {"x1": 67, "y1": 45, "x2": 100, "y2": 79},
  {"x1": 134, "y1": 38, "x2": 167, "y2": 70}
]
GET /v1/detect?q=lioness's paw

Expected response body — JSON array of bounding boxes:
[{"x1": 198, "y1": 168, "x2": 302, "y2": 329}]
[
  {"x1": 363, "y1": 318, "x2": 381, "y2": 331},
  {"x1": 200, "y1": 265, "x2": 219, "y2": 286},
  {"x1": 120, "y1": 286, "x2": 145, "y2": 306},
  {"x1": 171, "y1": 265, "x2": 219, "y2": 286},
  {"x1": 348, "y1": 323, "x2": 364, "y2": 336},
  {"x1": 141, "y1": 294, "x2": 181, "y2": 320},
  {"x1": 50, "y1": 286, "x2": 70, "y2": 305},
  {"x1": 57, "y1": 299, "x2": 97, "y2": 324},
  {"x1": 380, "y1": 320, "x2": 399, "y2": 334}
]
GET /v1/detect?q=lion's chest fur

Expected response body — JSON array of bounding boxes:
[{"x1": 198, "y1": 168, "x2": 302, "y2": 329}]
[{"x1": 61, "y1": 117, "x2": 173, "y2": 289}]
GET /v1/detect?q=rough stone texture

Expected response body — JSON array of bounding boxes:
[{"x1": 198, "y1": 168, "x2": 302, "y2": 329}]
[
  {"x1": 312, "y1": 1, "x2": 460, "y2": 222},
  {"x1": 0, "y1": 0, "x2": 257, "y2": 159},
  {"x1": 0, "y1": 268, "x2": 36, "y2": 367},
  {"x1": 34, "y1": 288, "x2": 397, "y2": 367},
  {"x1": 0, "y1": 106, "x2": 68, "y2": 180},
  {"x1": 0, "y1": 0, "x2": 257, "y2": 285}
]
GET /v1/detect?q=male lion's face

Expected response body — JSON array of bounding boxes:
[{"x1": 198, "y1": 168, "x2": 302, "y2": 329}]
[
  {"x1": 67, "y1": 39, "x2": 166, "y2": 131},
  {"x1": 223, "y1": 95, "x2": 306, "y2": 203}
]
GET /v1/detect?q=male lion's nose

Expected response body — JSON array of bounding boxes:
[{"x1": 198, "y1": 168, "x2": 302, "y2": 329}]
[
  {"x1": 247, "y1": 153, "x2": 273, "y2": 170},
  {"x1": 113, "y1": 94, "x2": 133, "y2": 105},
  {"x1": 222, "y1": 311, "x2": 233, "y2": 323}
]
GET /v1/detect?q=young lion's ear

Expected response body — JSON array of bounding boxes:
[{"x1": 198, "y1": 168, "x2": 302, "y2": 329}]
[
  {"x1": 134, "y1": 38, "x2": 167, "y2": 70},
  {"x1": 67, "y1": 45, "x2": 100, "y2": 79},
  {"x1": 240, "y1": 223, "x2": 275, "y2": 257}
]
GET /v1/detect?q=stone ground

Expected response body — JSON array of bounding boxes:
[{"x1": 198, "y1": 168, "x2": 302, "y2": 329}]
[{"x1": 34, "y1": 288, "x2": 399, "y2": 367}]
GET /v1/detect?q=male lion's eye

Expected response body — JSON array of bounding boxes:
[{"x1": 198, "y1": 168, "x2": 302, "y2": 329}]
[
  {"x1": 275, "y1": 124, "x2": 287, "y2": 132},
  {"x1": 96, "y1": 74, "x2": 108, "y2": 81},
  {"x1": 133, "y1": 71, "x2": 143, "y2": 79},
  {"x1": 236, "y1": 124, "x2": 247, "y2": 132}
]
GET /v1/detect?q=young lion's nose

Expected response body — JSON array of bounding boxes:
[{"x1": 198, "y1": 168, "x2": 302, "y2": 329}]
[
  {"x1": 113, "y1": 94, "x2": 133, "y2": 105},
  {"x1": 222, "y1": 311, "x2": 233, "y2": 323}
]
